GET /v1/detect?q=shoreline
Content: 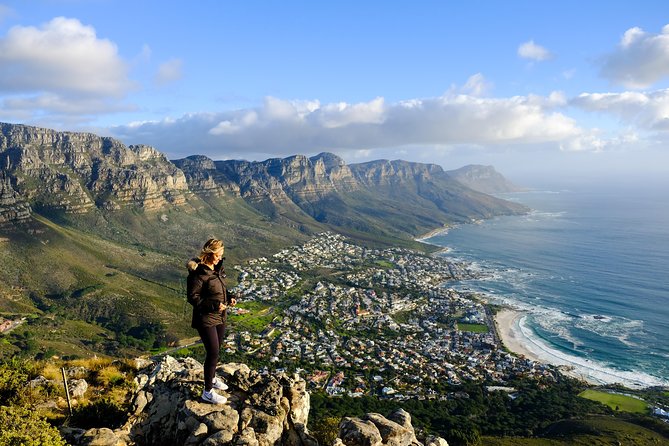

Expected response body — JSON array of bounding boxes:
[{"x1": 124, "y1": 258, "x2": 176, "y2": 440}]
[
  {"x1": 494, "y1": 308, "x2": 600, "y2": 386},
  {"x1": 414, "y1": 225, "x2": 450, "y2": 242},
  {"x1": 494, "y1": 309, "x2": 545, "y2": 364}
]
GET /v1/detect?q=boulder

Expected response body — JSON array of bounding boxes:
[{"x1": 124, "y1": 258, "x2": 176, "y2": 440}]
[{"x1": 339, "y1": 417, "x2": 383, "y2": 446}]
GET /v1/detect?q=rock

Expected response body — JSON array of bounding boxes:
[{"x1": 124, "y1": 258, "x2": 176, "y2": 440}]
[
  {"x1": 99, "y1": 356, "x2": 434, "y2": 446},
  {"x1": 387, "y1": 409, "x2": 414, "y2": 434},
  {"x1": 339, "y1": 417, "x2": 383, "y2": 446},
  {"x1": 69, "y1": 378, "x2": 88, "y2": 398},
  {"x1": 202, "y1": 405, "x2": 239, "y2": 433},
  {"x1": 245, "y1": 408, "x2": 286, "y2": 446},
  {"x1": 284, "y1": 378, "x2": 310, "y2": 425},
  {"x1": 120, "y1": 356, "x2": 313, "y2": 446},
  {"x1": 248, "y1": 375, "x2": 283, "y2": 415},
  {"x1": 423, "y1": 435, "x2": 449, "y2": 446},
  {"x1": 29, "y1": 375, "x2": 53, "y2": 388},
  {"x1": 184, "y1": 423, "x2": 209, "y2": 445},
  {"x1": 79, "y1": 428, "x2": 125, "y2": 446},
  {"x1": 202, "y1": 428, "x2": 235, "y2": 445},
  {"x1": 66, "y1": 366, "x2": 89, "y2": 378},
  {"x1": 361, "y1": 413, "x2": 415, "y2": 446},
  {"x1": 234, "y1": 427, "x2": 259, "y2": 446}
]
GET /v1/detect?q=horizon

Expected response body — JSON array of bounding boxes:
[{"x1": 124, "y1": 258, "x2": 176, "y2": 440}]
[{"x1": 2, "y1": 1, "x2": 669, "y2": 183}]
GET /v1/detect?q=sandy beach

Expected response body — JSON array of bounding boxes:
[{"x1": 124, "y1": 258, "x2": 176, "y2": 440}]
[
  {"x1": 494, "y1": 309, "x2": 544, "y2": 363},
  {"x1": 494, "y1": 308, "x2": 601, "y2": 385}
]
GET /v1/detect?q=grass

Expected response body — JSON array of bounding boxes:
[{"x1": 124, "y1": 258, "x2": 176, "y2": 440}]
[
  {"x1": 458, "y1": 322, "x2": 489, "y2": 333},
  {"x1": 578, "y1": 389, "x2": 649, "y2": 414},
  {"x1": 228, "y1": 301, "x2": 277, "y2": 334},
  {"x1": 481, "y1": 416, "x2": 669, "y2": 445}
]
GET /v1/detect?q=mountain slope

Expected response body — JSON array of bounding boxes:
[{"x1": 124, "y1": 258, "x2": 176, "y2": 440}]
[{"x1": 0, "y1": 122, "x2": 529, "y2": 358}]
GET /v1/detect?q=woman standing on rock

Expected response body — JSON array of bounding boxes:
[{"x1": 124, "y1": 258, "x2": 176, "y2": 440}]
[{"x1": 187, "y1": 238, "x2": 237, "y2": 404}]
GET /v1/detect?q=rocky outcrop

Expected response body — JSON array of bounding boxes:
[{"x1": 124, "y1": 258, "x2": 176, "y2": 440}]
[
  {"x1": 114, "y1": 356, "x2": 315, "y2": 446},
  {"x1": 61, "y1": 356, "x2": 449, "y2": 446},
  {"x1": 0, "y1": 123, "x2": 188, "y2": 219},
  {"x1": 338, "y1": 409, "x2": 449, "y2": 446},
  {"x1": 0, "y1": 171, "x2": 31, "y2": 224}
]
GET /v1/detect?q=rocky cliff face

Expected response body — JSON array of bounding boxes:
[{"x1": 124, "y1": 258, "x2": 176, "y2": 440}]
[
  {"x1": 0, "y1": 123, "x2": 188, "y2": 220},
  {"x1": 0, "y1": 122, "x2": 527, "y2": 238},
  {"x1": 174, "y1": 152, "x2": 358, "y2": 204},
  {"x1": 61, "y1": 356, "x2": 449, "y2": 446}
]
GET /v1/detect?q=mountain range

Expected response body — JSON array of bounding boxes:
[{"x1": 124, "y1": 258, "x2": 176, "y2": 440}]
[{"x1": 0, "y1": 122, "x2": 528, "y2": 358}]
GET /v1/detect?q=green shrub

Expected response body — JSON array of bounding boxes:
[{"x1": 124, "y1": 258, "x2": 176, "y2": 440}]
[
  {"x1": 0, "y1": 405, "x2": 66, "y2": 446},
  {"x1": 310, "y1": 416, "x2": 340, "y2": 445},
  {"x1": 0, "y1": 358, "x2": 37, "y2": 406}
]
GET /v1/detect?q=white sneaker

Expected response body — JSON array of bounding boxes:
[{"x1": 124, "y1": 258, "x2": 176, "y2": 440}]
[
  {"x1": 212, "y1": 377, "x2": 229, "y2": 391},
  {"x1": 202, "y1": 389, "x2": 227, "y2": 404}
]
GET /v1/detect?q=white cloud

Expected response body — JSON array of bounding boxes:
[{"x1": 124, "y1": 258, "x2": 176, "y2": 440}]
[
  {"x1": 154, "y1": 58, "x2": 183, "y2": 86},
  {"x1": 461, "y1": 73, "x2": 492, "y2": 96},
  {"x1": 0, "y1": 17, "x2": 135, "y2": 124},
  {"x1": 111, "y1": 91, "x2": 585, "y2": 160},
  {"x1": 518, "y1": 40, "x2": 553, "y2": 61},
  {"x1": 599, "y1": 24, "x2": 669, "y2": 88},
  {"x1": 0, "y1": 17, "x2": 132, "y2": 96},
  {"x1": 572, "y1": 89, "x2": 669, "y2": 131}
]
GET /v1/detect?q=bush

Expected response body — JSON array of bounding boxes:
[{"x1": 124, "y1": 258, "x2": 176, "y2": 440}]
[
  {"x1": 310, "y1": 416, "x2": 340, "y2": 445},
  {"x1": 0, "y1": 405, "x2": 66, "y2": 446},
  {"x1": 0, "y1": 358, "x2": 38, "y2": 406}
]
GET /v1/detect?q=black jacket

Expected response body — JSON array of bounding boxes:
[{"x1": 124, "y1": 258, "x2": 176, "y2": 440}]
[{"x1": 186, "y1": 259, "x2": 232, "y2": 329}]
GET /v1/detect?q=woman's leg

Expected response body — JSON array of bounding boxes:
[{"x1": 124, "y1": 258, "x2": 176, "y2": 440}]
[{"x1": 197, "y1": 325, "x2": 221, "y2": 391}]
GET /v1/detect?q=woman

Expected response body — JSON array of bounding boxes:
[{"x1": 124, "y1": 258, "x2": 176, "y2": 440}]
[{"x1": 187, "y1": 238, "x2": 237, "y2": 404}]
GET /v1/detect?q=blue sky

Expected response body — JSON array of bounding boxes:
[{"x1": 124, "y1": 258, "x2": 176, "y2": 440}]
[{"x1": 1, "y1": 1, "x2": 669, "y2": 184}]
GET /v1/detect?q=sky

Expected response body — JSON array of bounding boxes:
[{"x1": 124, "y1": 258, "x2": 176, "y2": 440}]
[{"x1": 1, "y1": 0, "x2": 669, "y2": 186}]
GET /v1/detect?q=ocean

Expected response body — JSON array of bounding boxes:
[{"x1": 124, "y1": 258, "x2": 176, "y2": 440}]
[{"x1": 427, "y1": 177, "x2": 669, "y2": 389}]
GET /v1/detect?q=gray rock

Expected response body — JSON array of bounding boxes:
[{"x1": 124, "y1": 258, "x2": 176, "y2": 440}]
[
  {"x1": 184, "y1": 423, "x2": 208, "y2": 446},
  {"x1": 245, "y1": 408, "x2": 286, "y2": 446},
  {"x1": 79, "y1": 427, "x2": 124, "y2": 446},
  {"x1": 234, "y1": 427, "x2": 259, "y2": 446},
  {"x1": 249, "y1": 375, "x2": 283, "y2": 415},
  {"x1": 69, "y1": 378, "x2": 88, "y2": 398},
  {"x1": 362, "y1": 413, "x2": 414, "y2": 446},
  {"x1": 339, "y1": 417, "x2": 383, "y2": 446},
  {"x1": 202, "y1": 428, "x2": 235, "y2": 445},
  {"x1": 203, "y1": 405, "x2": 239, "y2": 433},
  {"x1": 423, "y1": 435, "x2": 449, "y2": 446},
  {"x1": 387, "y1": 409, "x2": 414, "y2": 434}
]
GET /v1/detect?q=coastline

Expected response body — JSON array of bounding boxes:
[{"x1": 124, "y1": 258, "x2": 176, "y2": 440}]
[
  {"x1": 415, "y1": 225, "x2": 450, "y2": 242},
  {"x1": 494, "y1": 308, "x2": 600, "y2": 386},
  {"x1": 494, "y1": 309, "x2": 545, "y2": 364}
]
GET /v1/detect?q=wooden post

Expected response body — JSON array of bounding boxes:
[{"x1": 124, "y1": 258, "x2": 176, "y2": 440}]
[{"x1": 61, "y1": 367, "x2": 73, "y2": 417}]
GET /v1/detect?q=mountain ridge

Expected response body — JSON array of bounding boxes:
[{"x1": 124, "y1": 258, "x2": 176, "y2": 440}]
[
  {"x1": 0, "y1": 122, "x2": 528, "y2": 242},
  {"x1": 0, "y1": 121, "x2": 528, "y2": 359}
]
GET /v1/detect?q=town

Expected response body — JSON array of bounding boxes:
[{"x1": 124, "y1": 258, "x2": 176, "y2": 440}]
[{"x1": 225, "y1": 232, "x2": 557, "y2": 399}]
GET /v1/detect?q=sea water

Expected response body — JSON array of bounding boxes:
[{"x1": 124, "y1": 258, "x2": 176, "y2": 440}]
[{"x1": 427, "y1": 177, "x2": 669, "y2": 389}]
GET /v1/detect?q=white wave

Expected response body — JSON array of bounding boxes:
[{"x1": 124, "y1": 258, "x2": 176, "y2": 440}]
[
  {"x1": 573, "y1": 314, "x2": 645, "y2": 348},
  {"x1": 513, "y1": 315, "x2": 669, "y2": 389}
]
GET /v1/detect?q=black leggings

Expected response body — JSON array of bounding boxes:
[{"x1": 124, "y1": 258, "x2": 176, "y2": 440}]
[{"x1": 197, "y1": 324, "x2": 226, "y2": 391}]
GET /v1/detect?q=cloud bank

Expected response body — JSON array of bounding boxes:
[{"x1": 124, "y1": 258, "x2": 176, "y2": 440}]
[{"x1": 112, "y1": 88, "x2": 590, "y2": 160}]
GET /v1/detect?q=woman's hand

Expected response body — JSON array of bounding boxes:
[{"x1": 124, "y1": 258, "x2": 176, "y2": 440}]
[{"x1": 218, "y1": 302, "x2": 227, "y2": 312}]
